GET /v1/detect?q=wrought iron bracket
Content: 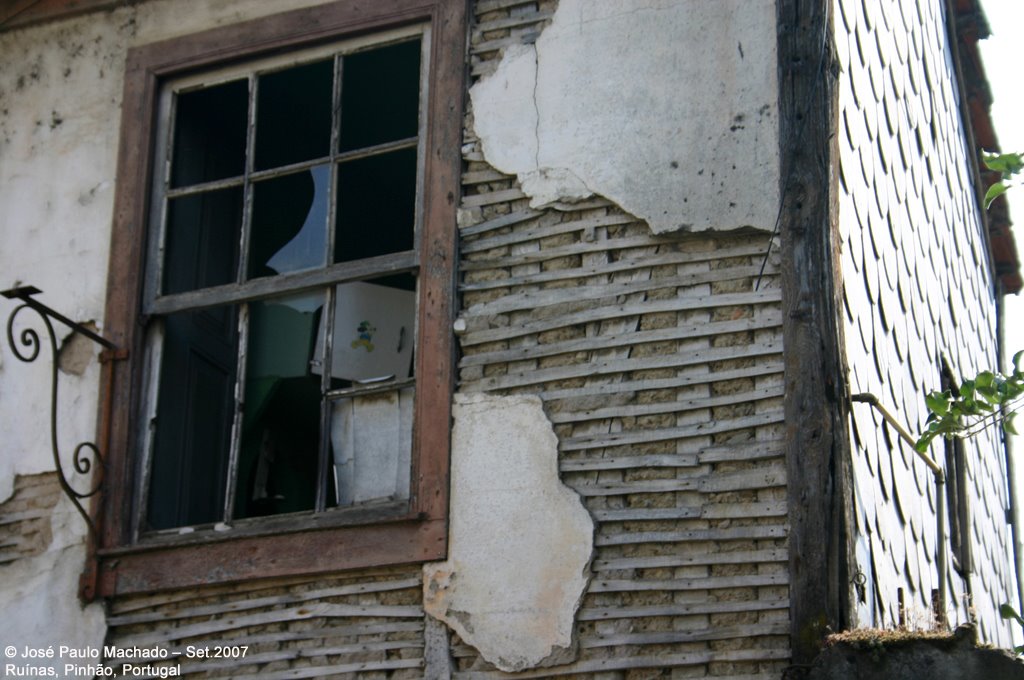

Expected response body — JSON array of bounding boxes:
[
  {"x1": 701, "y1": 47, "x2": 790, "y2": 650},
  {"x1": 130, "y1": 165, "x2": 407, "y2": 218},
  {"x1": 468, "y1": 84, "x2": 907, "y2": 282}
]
[{"x1": 2, "y1": 285, "x2": 118, "y2": 539}]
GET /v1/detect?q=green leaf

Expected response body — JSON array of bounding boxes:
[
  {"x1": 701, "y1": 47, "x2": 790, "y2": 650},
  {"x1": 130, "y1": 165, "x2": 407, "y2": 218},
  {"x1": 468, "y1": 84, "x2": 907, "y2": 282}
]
[
  {"x1": 1007, "y1": 412, "x2": 1019, "y2": 437},
  {"x1": 984, "y1": 151, "x2": 1024, "y2": 175},
  {"x1": 913, "y1": 436, "x2": 932, "y2": 453},
  {"x1": 961, "y1": 379, "x2": 976, "y2": 398},
  {"x1": 925, "y1": 391, "x2": 950, "y2": 416},
  {"x1": 1014, "y1": 349, "x2": 1024, "y2": 375},
  {"x1": 985, "y1": 182, "x2": 1009, "y2": 209},
  {"x1": 1001, "y1": 602, "x2": 1024, "y2": 625}
]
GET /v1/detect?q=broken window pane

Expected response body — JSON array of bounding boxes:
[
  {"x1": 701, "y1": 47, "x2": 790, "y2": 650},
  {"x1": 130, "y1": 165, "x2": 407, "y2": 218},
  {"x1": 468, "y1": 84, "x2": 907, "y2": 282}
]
[
  {"x1": 148, "y1": 304, "x2": 239, "y2": 530},
  {"x1": 145, "y1": 28, "x2": 429, "y2": 533},
  {"x1": 255, "y1": 59, "x2": 334, "y2": 170},
  {"x1": 249, "y1": 165, "x2": 330, "y2": 279},
  {"x1": 171, "y1": 79, "x2": 248, "y2": 188},
  {"x1": 236, "y1": 292, "x2": 325, "y2": 519},
  {"x1": 334, "y1": 147, "x2": 417, "y2": 263},
  {"x1": 331, "y1": 386, "x2": 414, "y2": 507},
  {"x1": 163, "y1": 187, "x2": 243, "y2": 295},
  {"x1": 319, "y1": 277, "x2": 417, "y2": 385},
  {"x1": 339, "y1": 39, "x2": 421, "y2": 152},
  {"x1": 321, "y1": 276, "x2": 416, "y2": 508}
]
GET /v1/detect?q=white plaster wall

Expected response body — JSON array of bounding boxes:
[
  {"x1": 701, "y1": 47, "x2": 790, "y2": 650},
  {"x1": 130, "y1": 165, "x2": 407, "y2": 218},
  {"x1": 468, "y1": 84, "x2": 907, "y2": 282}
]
[
  {"x1": 470, "y1": 0, "x2": 780, "y2": 234},
  {"x1": 0, "y1": 0, "x2": 336, "y2": 654},
  {"x1": 423, "y1": 394, "x2": 594, "y2": 672}
]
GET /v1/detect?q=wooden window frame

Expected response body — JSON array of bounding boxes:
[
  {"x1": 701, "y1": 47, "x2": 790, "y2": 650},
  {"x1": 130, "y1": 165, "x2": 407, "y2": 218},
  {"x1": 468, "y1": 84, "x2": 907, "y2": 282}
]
[{"x1": 95, "y1": 0, "x2": 465, "y2": 597}]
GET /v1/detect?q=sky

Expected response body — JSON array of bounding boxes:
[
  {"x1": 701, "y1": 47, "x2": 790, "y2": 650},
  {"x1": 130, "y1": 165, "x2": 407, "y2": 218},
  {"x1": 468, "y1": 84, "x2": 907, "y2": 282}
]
[{"x1": 977, "y1": 0, "x2": 1024, "y2": 368}]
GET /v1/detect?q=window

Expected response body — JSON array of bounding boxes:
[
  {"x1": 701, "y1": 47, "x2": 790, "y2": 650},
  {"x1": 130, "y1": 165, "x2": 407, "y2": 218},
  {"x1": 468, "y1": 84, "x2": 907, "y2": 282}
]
[{"x1": 96, "y1": 1, "x2": 465, "y2": 596}]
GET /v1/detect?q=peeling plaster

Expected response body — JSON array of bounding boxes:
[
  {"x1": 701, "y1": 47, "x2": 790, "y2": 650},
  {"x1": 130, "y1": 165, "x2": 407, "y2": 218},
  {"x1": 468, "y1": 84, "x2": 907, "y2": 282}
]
[
  {"x1": 470, "y1": 0, "x2": 780, "y2": 234},
  {"x1": 423, "y1": 393, "x2": 593, "y2": 672},
  {"x1": 0, "y1": 495, "x2": 106, "y2": 673},
  {"x1": 57, "y1": 322, "x2": 99, "y2": 376}
]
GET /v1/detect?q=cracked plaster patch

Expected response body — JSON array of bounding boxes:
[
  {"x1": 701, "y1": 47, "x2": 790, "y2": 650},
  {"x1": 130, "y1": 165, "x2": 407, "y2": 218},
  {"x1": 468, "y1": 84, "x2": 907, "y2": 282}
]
[
  {"x1": 423, "y1": 393, "x2": 593, "y2": 672},
  {"x1": 470, "y1": 0, "x2": 780, "y2": 234}
]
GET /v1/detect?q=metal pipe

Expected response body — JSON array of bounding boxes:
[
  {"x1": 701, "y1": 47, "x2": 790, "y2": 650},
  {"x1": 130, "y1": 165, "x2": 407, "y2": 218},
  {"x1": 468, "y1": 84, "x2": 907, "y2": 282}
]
[{"x1": 852, "y1": 392, "x2": 948, "y2": 625}]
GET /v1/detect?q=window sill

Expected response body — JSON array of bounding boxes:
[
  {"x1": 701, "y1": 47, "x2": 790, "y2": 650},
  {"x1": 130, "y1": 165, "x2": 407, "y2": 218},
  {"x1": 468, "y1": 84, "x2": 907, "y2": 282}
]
[{"x1": 96, "y1": 514, "x2": 445, "y2": 596}]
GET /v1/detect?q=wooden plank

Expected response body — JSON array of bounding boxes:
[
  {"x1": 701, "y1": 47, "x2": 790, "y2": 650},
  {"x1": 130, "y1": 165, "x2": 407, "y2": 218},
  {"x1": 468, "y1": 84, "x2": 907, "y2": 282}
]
[
  {"x1": 453, "y1": 649, "x2": 789, "y2": 679},
  {"x1": 473, "y1": 11, "x2": 553, "y2": 34},
  {"x1": 461, "y1": 313, "x2": 782, "y2": 368},
  {"x1": 588, "y1": 573, "x2": 788, "y2": 593},
  {"x1": 586, "y1": 598, "x2": 790, "y2": 621},
  {"x1": 461, "y1": 212, "x2": 634, "y2": 253},
  {"x1": 697, "y1": 465, "x2": 787, "y2": 493},
  {"x1": 697, "y1": 439, "x2": 786, "y2": 463},
  {"x1": 589, "y1": 501, "x2": 786, "y2": 522},
  {"x1": 232, "y1": 658, "x2": 423, "y2": 680},
  {"x1": 592, "y1": 549, "x2": 788, "y2": 573},
  {"x1": 778, "y1": 0, "x2": 856, "y2": 662},
  {"x1": 549, "y1": 384, "x2": 784, "y2": 424},
  {"x1": 560, "y1": 453, "x2": 698, "y2": 472},
  {"x1": 107, "y1": 577, "x2": 422, "y2": 626},
  {"x1": 460, "y1": 187, "x2": 528, "y2": 207},
  {"x1": 570, "y1": 478, "x2": 700, "y2": 497},
  {"x1": 591, "y1": 501, "x2": 788, "y2": 523},
  {"x1": 465, "y1": 343, "x2": 782, "y2": 393},
  {"x1": 109, "y1": 621, "x2": 424, "y2": 652},
  {"x1": 591, "y1": 507, "x2": 702, "y2": 522},
  {"x1": 113, "y1": 602, "x2": 424, "y2": 648},
  {"x1": 177, "y1": 639, "x2": 424, "y2": 675},
  {"x1": 460, "y1": 290, "x2": 781, "y2": 346},
  {"x1": 99, "y1": 518, "x2": 447, "y2": 597},
  {"x1": 460, "y1": 241, "x2": 773, "y2": 289},
  {"x1": 702, "y1": 501, "x2": 788, "y2": 519},
  {"x1": 559, "y1": 410, "x2": 785, "y2": 451},
  {"x1": 595, "y1": 525, "x2": 787, "y2": 547},
  {"x1": 537, "y1": 361, "x2": 784, "y2": 402},
  {"x1": 458, "y1": 208, "x2": 542, "y2": 237},
  {"x1": 463, "y1": 264, "x2": 778, "y2": 316},
  {"x1": 578, "y1": 622, "x2": 789, "y2": 648},
  {"x1": 471, "y1": 38, "x2": 531, "y2": 58},
  {"x1": 475, "y1": 0, "x2": 544, "y2": 15},
  {"x1": 461, "y1": 168, "x2": 512, "y2": 185},
  {"x1": 461, "y1": 233, "x2": 698, "y2": 271}
]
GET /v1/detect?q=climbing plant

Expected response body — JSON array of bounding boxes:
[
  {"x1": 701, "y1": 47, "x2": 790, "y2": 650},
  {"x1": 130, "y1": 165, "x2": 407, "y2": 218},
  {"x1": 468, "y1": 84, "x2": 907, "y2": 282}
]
[
  {"x1": 914, "y1": 150, "x2": 1024, "y2": 647},
  {"x1": 913, "y1": 350, "x2": 1024, "y2": 453},
  {"x1": 914, "y1": 151, "x2": 1024, "y2": 453},
  {"x1": 983, "y1": 151, "x2": 1023, "y2": 208}
]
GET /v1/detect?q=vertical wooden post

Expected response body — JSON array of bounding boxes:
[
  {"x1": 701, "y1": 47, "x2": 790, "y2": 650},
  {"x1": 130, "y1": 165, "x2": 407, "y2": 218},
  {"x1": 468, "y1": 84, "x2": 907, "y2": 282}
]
[{"x1": 777, "y1": 0, "x2": 856, "y2": 663}]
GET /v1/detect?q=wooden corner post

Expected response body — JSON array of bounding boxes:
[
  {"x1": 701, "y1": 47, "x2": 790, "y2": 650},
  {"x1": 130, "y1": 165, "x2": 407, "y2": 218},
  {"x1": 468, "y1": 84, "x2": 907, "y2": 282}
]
[{"x1": 777, "y1": 0, "x2": 856, "y2": 663}]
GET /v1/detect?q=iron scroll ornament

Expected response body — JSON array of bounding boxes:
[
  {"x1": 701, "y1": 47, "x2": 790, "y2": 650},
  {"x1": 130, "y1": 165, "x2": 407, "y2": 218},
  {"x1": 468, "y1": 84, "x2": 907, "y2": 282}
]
[{"x1": 2, "y1": 286, "x2": 116, "y2": 538}]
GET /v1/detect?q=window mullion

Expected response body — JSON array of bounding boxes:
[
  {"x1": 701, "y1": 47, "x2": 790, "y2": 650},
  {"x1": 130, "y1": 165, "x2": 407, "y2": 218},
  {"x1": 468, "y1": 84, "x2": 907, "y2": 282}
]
[
  {"x1": 223, "y1": 304, "x2": 250, "y2": 523},
  {"x1": 238, "y1": 72, "x2": 259, "y2": 285},
  {"x1": 315, "y1": 287, "x2": 336, "y2": 513},
  {"x1": 315, "y1": 53, "x2": 345, "y2": 513},
  {"x1": 223, "y1": 73, "x2": 259, "y2": 523}
]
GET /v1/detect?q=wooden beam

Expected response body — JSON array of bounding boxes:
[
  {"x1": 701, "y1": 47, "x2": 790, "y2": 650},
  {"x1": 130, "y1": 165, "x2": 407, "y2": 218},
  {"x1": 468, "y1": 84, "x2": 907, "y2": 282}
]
[{"x1": 777, "y1": 0, "x2": 856, "y2": 663}]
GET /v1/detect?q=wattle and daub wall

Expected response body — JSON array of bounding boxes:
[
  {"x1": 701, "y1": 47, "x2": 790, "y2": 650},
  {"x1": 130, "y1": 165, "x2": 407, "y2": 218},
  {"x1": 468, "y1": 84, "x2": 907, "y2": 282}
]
[
  {"x1": 104, "y1": 1, "x2": 791, "y2": 676},
  {"x1": 0, "y1": 0, "x2": 1015, "y2": 676}
]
